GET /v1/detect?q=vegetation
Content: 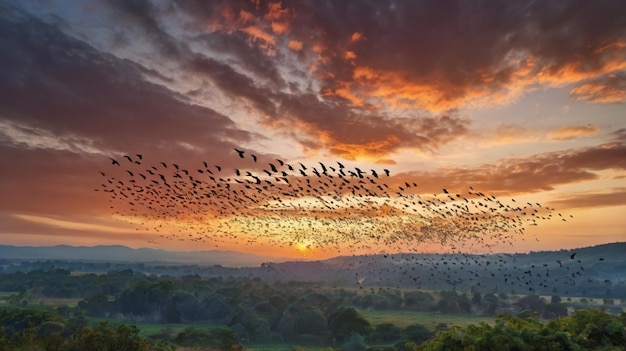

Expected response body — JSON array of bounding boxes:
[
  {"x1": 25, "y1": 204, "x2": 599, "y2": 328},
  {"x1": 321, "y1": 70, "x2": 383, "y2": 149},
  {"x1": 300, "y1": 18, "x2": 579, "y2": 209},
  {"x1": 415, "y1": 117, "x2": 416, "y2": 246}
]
[
  {"x1": 417, "y1": 310, "x2": 626, "y2": 351},
  {"x1": 0, "y1": 261, "x2": 624, "y2": 350}
]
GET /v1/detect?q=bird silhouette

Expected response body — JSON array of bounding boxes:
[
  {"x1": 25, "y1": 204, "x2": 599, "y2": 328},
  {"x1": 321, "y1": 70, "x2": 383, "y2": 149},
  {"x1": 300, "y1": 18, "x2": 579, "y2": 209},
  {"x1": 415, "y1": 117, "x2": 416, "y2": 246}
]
[{"x1": 98, "y1": 148, "x2": 576, "y2": 293}]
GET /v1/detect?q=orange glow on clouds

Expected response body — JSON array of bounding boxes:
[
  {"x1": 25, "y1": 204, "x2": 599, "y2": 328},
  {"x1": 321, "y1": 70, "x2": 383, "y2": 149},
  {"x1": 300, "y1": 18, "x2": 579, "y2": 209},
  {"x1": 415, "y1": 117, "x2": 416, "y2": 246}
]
[
  {"x1": 549, "y1": 125, "x2": 600, "y2": 141},
  {"x1": 1, "y1": 1, "x2": 625, "y2": 257},
  {"x1": 288, "y1": 40, "x2": 303, "y2": 51}
]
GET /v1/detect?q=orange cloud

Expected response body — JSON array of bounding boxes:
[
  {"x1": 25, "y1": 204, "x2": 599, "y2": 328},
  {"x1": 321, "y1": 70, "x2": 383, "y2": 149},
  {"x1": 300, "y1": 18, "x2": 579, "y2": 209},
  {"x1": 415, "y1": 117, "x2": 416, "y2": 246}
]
[
  {"x1": 351, "y1": 66, "x2": 477, "y2": 112},
  {"x1": 397, "y1": 133, "x2": 626, "y2": 195},
  {"x1": 569, "y1": 73, "x2": 626, "y2": 103},
  {"x1": 344, "y1": 50, "x2": 357, "y2": 61},
  {"x1": 288, "y1": 40, "x2": 303, "y2": 51},
  {"x1": 264, "y1": 2, "x2": 291, "y2": 34},
  {"x1": 265, "y1": 2, "x2": 289, "y2": 21},
  {"x1": 351, "y1": 32, "x2": 364, "y2": 43},
  {"x1": 331, "y1": 83, "x2": 364, "y2": 106},
  {"x1": 475, "y1": 123, "x2": 602, "y2": 146},
  {"x1": 549, "y1": 124, "x2": 600, "y2": 141},
  {"x1": 271, "y1": 21, "x2": 289, "y2": 34},
  {"x1": 240, "y1": 25, "x2": 276, "y2": 45},
  {"x1": 481, "y1": 124, "x2": 540, "y2": 146},
  {"x1": 327, "y1": 134, "x2": 402, "y2": 160},
  {"x1": 238, "y1": 9, "x2": 254, "y2": 24},
  {"x1": 548, "y1": 189, "x2": 626, "y2": 210}
]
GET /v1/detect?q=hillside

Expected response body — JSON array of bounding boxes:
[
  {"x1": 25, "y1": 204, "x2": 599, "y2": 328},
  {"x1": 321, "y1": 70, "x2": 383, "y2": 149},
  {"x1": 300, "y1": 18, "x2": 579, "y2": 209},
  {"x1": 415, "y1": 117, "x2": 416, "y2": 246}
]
[
  {"x1": 1, "y1": 242, "x2": 624, "y2": 298},
  {"x1": 0, "y1": 244, "x2": 292, "y2": 267}
]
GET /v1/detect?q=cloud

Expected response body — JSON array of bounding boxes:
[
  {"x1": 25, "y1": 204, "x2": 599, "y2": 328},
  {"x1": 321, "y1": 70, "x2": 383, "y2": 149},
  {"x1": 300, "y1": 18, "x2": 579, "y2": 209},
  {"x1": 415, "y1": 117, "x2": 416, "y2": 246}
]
[
  {"x1": 482, "y1": 124, "x2": 541, "y2": 146},
  {"x1": 12, "y1": 214, "x2": 138, "y2": 234},
  {"x1": 0, "y1": 120, "x2": 108, "y2": 155},
  {"x1": 569, "y1": 73, "x2": 626, "y2": 103},
  {"x1": 273, "y1": 93, "x2": 471, "y2": 159},
  {"x1": 78, "y1": 0, "x2": 626, "y2": 160},
  {"x1": 288, "y1": 40, "x2": 303, "y2": 51},
  {"x1": 548, "y1": 189, "x2": 626, "y2": 209},
  {"x1": 106, "y1": 0, "x2": 184, "y2": 58},
  {"x1": 548, "y1": 124, "x2": 600, "y2": 141},
  {"x1": 0, "y1": 4, "x2": 250, "y2": 159},
  {"x1": 474, "y1": 123, "x2": 600, "y2": 146},
  {"x1": 398, "y1": 132, "x2": 626, "y2": 194},
  {"x1": 280, "y1": 0, "x2": 626, "y2": 112}
]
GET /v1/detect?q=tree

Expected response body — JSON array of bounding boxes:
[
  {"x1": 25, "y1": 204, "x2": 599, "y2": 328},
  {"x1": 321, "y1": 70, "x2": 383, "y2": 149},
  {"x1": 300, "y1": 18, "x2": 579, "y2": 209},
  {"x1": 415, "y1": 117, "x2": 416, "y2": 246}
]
[
  {"x1": 174, "y1": 326, "x2": 239, "y2": 351},
  {"x1": 369, "y1": 323, "x2": 402, "y2": 343},
  {"x1": 472, "y1": 292, "x2": 483, "y2": 306},
  {"x1": 436, "y1": 291, "x2": 470, "y2": 314},
  {"x1": 78, "y1": 293, "x2": 113, "y2": 317},
  {"x1": 515, "y1": 294, "x2": 546, "y2": 313},
  {"x1": 295, "y1": 309, "x2": 328, "y2": 336},
  {"x1": 418, "y1": 310, "x2": 626, "y2": 351},
  {"x1": 200, "y1": 292, "x2": 231, "y2": 322},
  {"x1": 328, "y1": 307, "x2": 372, "y2": 343},
  {"x1": 483, "y1": 293, "x2": 499, "y2": 316},
  {"x1": 68, "y1": 322, "x2": 169, "y2": 351},
  {"x1": 395, "y1": 324, "x2": 433, "y2": 351},
  {"x1": 229, "y1": 307, "x2": 270, "y2": 342},
  {"x1": 404, "y1": 291, "x2": 435, "y2": 311},
  {"x1": 340, "y1": 333, "x2": 368, "y2": 351},
  {"x1": 552, "y1": 309, "x2": 626, "y2": 350}
]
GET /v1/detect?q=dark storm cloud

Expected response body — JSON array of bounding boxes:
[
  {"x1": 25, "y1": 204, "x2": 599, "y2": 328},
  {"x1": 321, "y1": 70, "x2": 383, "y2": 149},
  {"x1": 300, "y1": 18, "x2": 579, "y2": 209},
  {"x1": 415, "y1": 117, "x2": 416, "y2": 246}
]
[
  {"x1": 105, "y1": 0, "x2": 185, "y2": 58},
  {"x1": 0, "y1": 3, "x2": 262, "y2": 218},
  {"x1": 154, "y1": 0, "x2": 626, "y2": 157},
  {"x1": 192, "y1": 31, "x2": 288, "y2": 89},
  {"x1": 97, "y1": 0, "x2": 474, "y2": 159},
  {"x1": 0, "y1": 3, "x2": 247, "y2": 155},
  {"x1": 290, "y1": 0, "x2": 626, "y2": 110},
  {"x1": 105, "y1": 0, "x2": 287, "y2": 91},
  {"x1": 4, "y1": 0, "x2": 625, "y2": 163},
  {"x1": 186, "y1": 54, "x2": 278, "y2": 117}
]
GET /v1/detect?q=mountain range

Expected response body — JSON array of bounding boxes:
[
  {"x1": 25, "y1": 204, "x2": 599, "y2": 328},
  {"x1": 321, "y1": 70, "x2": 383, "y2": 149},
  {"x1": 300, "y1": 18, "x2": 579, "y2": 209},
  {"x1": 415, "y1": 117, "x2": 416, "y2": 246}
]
[
  {"x1": 0, "y1": 244, "x2": 293, "y2": 267},
  {"x1": 1, "y1": 242, "x2": 624, "y2": 298}
]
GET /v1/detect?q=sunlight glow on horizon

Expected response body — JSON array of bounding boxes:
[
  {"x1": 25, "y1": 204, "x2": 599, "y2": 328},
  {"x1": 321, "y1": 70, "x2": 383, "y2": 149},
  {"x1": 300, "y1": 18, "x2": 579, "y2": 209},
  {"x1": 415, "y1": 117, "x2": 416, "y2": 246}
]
[{"x1": 0, "y1": 1, "x2": 624, "y2": 259}]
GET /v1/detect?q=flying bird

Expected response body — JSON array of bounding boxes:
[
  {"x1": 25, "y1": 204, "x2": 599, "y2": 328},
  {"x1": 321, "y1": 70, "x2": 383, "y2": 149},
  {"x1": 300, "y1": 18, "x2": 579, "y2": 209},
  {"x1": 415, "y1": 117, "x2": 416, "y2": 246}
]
[{"x1": 98, "y1": 148, "x2": 576, "y2": 294}]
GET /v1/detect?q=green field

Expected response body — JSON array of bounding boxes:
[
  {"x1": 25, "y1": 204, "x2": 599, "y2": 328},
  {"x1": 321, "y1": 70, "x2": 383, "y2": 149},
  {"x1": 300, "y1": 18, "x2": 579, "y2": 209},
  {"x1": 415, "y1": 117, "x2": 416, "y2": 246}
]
[{"x1": 360, "y1": 309, "x2": 495, "y2": 330}]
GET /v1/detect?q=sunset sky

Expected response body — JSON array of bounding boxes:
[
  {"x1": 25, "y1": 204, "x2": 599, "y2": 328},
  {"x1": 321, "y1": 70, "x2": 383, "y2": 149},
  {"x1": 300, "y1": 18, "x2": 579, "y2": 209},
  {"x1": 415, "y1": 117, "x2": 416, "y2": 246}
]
[{"x1": 0, "y1": 0, "x2": 624, "y2": 260}]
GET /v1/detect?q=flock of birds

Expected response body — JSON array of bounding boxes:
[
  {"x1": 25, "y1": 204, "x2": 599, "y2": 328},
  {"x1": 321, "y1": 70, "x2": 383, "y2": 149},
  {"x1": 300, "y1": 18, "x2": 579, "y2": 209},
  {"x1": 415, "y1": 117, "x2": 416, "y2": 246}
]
[
  {"x1": 96, "y1": 149, "x2": 570, "y2": 256},
  {"x1": 92, "y1": 150, "x2": 612, "y2": 293},
  {"x1": 337, "y1": 249, "x2": 602, "y2": 294}
]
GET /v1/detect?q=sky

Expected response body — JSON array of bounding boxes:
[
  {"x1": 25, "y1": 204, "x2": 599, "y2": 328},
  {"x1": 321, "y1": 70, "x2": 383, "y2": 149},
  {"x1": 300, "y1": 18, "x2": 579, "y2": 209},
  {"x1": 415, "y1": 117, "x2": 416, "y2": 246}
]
[{"x1": 0, "y1": 0, "x2": 624, "y2": 260}]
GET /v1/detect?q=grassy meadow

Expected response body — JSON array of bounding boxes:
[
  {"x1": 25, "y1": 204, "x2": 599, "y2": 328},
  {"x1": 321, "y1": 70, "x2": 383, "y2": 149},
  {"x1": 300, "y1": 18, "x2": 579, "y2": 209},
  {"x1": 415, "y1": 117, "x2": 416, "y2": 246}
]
[{"x1": 359, "y1": 309, "x2": 495, "y2": 330}]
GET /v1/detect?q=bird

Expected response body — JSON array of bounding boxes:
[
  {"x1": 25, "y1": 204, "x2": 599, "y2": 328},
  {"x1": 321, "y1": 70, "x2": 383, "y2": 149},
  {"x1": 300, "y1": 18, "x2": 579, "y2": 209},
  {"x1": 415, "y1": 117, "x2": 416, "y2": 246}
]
[{"x1": 98, "y1": 148, "x2": 576, "y2": 294}]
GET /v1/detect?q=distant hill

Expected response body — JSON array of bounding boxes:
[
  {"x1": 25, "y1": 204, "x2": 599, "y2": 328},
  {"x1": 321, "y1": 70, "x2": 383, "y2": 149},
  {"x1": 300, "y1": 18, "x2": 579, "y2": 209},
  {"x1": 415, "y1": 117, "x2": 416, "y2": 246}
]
[
  {"x1": 0, "y1": 244, "x2": 292, "y2": 267},
  {"x1": 244, "y1": 242, "x2": 626, "y2": 298},
  {"x1": 1, "y1": 242, "x2": 624, "y2": 298}
]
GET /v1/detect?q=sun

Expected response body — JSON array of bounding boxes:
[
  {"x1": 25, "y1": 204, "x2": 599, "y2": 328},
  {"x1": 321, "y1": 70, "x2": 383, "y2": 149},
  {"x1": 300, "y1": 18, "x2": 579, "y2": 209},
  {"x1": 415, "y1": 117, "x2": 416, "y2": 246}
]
[{"x1": 295, "y1": 240, "x2": 313, "y2": 254}]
